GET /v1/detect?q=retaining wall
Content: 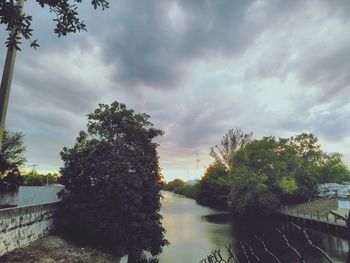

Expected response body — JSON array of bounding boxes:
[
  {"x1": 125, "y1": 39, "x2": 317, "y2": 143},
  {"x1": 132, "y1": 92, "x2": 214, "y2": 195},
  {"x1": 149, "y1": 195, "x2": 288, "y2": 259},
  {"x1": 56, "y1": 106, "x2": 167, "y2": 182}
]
[
  {"x1": 0, "y1": 202, "x2": 59, "y2": 256},
  {"x1": 0, "y1": 185, "x2": 64, "y2": 207},
  {"x1": 18, "y1": 185, "x2": 63, "y2": 206}
]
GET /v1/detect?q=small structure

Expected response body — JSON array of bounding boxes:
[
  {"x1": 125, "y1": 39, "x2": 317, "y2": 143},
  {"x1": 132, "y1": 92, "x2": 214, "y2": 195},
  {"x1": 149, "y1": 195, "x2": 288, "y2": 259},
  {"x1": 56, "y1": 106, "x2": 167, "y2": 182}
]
[
  {"x1": 338, "y1": 199, "x2": 350, "y2": 210},
  {"x1": 318, "y1": 183, "x2": 350, "y2": 198}
]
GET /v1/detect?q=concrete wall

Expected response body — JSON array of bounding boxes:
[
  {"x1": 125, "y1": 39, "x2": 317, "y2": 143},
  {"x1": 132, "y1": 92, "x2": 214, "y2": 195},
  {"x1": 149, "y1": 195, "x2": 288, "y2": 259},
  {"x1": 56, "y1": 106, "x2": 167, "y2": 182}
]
[
  {"x1": 18, "y1": 185, "x2": 63, "y2": 206},
  {"x1": 0, "y1": 185, "x2": 64, "y2": 207},
  {"x1": 0, "y1": 202, "x2": 58, "y2": 256}
]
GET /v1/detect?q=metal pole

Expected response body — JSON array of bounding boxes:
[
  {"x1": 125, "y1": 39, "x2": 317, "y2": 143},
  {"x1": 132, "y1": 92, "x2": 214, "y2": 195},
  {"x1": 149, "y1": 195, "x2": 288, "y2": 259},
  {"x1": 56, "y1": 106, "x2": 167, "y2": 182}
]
[
  {"x1": 30, "y1": 164, "x2": 38, "y2": 175},
  {"x1": 0, "y1": 0, "x2": 25, "y2": 149}
]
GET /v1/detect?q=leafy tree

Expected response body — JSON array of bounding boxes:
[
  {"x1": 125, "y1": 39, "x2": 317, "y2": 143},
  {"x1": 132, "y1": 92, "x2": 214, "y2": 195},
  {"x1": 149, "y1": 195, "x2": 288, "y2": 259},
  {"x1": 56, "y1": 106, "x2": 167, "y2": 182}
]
[
  {"x1": 163, "y1": 179, "x2": 185, "y2": 191},
  {"x1": 317, "y1": 153, "x2": 350, "y2": 183},
  {"x1": 174, "y1": 183, "x2": 199, "y2": 199},
  {"x1": 46, "y1": 172, "x2": 59, "y2": 184},
  {"x1": 57, "y1": 102, "x2": 168, "y2": 262},
  {"x1": 209, "y1": 128, "x2": 252, "y2": 171},
  {"x1": 232, "y1": 137, "x2": 293, "y2": 189},
  {"x1": 229, "y1": 167, "x2": 279, "y2": 216},
  {"x1": 22, "y1": 171, "x2": 59, "y2": 186},
  {"x1": 163, "y1": 179, "x2": 199, "y2": 199},
  {"x1": 278, "y1": 176, "x2": 297, "y2": 194},
  {"x1": 22, "y1": 170, "x2": 44, "y2": 186},
  {"x1": 0, "y1": 0, "x2": 109, "y2": 50},
  {"x1": 196, "y1": 162, "x2": 230, "y2": 209},
  {"x1": 0, "y1": 130, "x2": 25, "y2": 191}
]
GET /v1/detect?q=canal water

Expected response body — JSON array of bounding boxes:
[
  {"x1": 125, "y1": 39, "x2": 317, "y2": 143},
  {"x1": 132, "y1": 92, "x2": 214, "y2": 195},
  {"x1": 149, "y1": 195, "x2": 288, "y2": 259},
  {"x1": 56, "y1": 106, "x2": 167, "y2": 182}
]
[{"x1": 158, "y1": 191, "x2": 349, "y2": 262}]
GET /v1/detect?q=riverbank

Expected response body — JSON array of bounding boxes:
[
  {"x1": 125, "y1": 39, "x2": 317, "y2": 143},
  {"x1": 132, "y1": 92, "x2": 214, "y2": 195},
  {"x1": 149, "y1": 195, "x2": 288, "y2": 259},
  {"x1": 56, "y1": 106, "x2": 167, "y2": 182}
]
[
  {"x1": 0, "y1": 235, "x2": 121, "y2": 263},
  {"x1": 285, "y1": 198, "x2": 338, "y2": 217}
]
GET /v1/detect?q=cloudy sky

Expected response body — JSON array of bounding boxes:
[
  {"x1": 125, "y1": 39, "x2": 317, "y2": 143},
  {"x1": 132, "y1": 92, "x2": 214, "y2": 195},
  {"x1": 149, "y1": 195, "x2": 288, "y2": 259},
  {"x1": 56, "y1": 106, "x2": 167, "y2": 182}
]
[{"x1": 1, "y1": 0, "x2": 350, "y2": 181}]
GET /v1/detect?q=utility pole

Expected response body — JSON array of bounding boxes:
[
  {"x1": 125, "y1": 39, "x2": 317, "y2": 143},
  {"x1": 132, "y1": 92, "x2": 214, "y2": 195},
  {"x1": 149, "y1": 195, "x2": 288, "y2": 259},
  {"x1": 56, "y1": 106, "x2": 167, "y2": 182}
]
[
  {"x1": 29, "y1": 164, "x2": 38, "y2": 175},
  {"x1": 0, "y1": 0, "x2": 25, "y2": 149}
]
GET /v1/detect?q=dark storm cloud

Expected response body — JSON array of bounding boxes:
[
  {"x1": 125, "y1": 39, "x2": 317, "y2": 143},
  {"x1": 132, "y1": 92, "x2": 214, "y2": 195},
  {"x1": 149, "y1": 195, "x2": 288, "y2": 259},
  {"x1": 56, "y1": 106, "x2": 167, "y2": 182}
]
[
  {"x1": 1, "y1": 0, "x2": 350, "y2": 172},
  {"x1": 292, "y1": 43, "x2": 350, "y2": 103},
  {"x1": 14, "y1": 57, "x2": 100, "y2": 114},
  {"x1": 86, "y1": 0, "x2": 265, "y2": 89},
  {"x1": 277, "y1": 100, "x2": 350, "y2": 143}
]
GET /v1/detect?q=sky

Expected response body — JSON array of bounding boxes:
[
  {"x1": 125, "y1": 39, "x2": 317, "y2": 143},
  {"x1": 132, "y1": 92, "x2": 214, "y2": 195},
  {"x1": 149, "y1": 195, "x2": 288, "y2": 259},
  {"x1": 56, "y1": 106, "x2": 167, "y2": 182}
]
[{"x1": 1, "y1": 0, "x2": 350, "y2": 181}]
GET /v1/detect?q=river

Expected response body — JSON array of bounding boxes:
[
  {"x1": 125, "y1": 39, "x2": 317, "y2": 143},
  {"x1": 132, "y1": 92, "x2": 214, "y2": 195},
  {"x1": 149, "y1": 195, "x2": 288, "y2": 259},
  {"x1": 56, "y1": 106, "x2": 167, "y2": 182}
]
[{"x1": 158, "y1": 191, "x2": 349, "y2": 262}]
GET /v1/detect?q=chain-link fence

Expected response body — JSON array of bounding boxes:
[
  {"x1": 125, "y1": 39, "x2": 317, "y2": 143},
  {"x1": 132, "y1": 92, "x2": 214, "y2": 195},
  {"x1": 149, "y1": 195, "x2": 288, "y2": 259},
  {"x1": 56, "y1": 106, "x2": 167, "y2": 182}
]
[{"x1": 199, "y1": 223, "x2": 336, "y2": 263}]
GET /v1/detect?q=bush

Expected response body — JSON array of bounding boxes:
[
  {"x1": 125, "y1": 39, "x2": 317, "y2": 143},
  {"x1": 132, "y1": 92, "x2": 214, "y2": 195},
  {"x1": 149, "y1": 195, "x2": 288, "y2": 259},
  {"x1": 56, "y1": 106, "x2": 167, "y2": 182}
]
[{"x1": 173, "y1": 184, "x2": 199, "y2": 199}]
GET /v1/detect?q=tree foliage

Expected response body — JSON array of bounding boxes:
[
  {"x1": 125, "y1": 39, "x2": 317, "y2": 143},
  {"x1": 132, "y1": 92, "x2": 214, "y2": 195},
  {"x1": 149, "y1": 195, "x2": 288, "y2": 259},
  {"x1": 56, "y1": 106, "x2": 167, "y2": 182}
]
[
  {"x1": 229, "y1": 167, "x2": 279, "y2": 216},
  {"x1": 196, "y1": 162, "x2": 230, "y2": 209},
  {"x1": 201, "y1": 130, "x2": 350, "y2": 216},
  {"x1": 57, "y1": 102, "x2": 168, "y2": 261},
  {"x1": 0, "y1": 0, "x2": 109, "y2": 50},
  {"x1": 163, "y1": 179, "x2": 199, "y2": 199},
  {"x1": 209, "y1": 128, "x2": 252, "y2": 171},
  {"x1": 0, "y1": 130, "x2": 25, "y2": 191},
  {"x1": 163, "y1": 179, "x2": 185, "y2": 191},
  {"x1": 317, "y1": 153, "x2": 350, "y2": 183},
  {"x1": 22, "y1": 171, "x2": 59, "y2": 186},
  {"x1": 229, "y1": 133, "x2": 350, "y2": 214}
]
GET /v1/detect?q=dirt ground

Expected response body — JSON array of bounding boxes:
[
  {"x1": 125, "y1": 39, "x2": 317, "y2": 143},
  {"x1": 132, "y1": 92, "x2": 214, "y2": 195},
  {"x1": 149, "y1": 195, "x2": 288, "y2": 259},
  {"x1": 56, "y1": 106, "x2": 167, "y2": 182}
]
[{"x1": 0, "y1": 235, "x2": 122, "y2": 263}]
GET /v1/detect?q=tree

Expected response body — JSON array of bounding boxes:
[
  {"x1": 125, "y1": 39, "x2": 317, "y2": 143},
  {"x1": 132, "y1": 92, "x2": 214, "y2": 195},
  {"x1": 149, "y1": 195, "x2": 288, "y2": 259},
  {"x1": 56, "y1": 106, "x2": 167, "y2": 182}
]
[
  {"x1": 175, "y1": 183, "x2": 199, "y2": 199},
  {"x1": 0, "y1": 130, "x2": 25, "y2": 190},
  {"x1": 57, "y1": 102, "x2": 168, "y2": 262},
  {"x1": 196, "y1": 162, "x2": 230, "y2": 209},
  {"x1": 22, "y1": 170, "x2": 44, "y2": 186},
  {"x1": 229, "y1": 167, "x2": 279, "y2": 216},
  {"x1": 230, "y1": 135, "x2": 320, "y2": 207},
  {"x1": 164, "y1": 179, "x2": 185, "y2": 191},
  {"x1": 0, "y1": 0, "x2": 109, "y2": 50},
  {"x1": 164, "y1": 179, "x2": 199, "y2": 199},
  {"x1": 209, "y1": 128, "x2": 252, "y2": 171},
  {"x1": 316, "y1": 153, "x2": 350, "y2": 183},
  {"x1": 22, "y1": 171, "x2": 59, "y2": 185}
]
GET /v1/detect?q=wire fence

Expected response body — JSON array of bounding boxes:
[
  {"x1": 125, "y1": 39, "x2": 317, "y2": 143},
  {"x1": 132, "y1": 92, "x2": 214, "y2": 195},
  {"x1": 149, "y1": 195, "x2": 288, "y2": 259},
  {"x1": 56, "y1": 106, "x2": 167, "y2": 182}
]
[
  {"x1": 199, "y1": 223, "x2": 336, "y2": 263},
  {"x1": 280, "y1": 206, "x2": 347, "y2": 226}
]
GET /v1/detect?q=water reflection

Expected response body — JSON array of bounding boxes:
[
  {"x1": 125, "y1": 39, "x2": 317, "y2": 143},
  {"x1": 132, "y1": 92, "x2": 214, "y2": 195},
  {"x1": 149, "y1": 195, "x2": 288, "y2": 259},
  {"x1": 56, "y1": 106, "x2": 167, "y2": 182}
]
[{"x1": 159, "y1": 191, "x2": 348, "y2": 262}]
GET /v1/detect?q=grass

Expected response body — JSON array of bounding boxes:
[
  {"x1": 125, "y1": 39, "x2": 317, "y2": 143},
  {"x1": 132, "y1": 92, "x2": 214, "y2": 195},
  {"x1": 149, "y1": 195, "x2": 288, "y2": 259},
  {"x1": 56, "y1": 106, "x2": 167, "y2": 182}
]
[{"x1": 286, "y1": 198, "x2": 338, "y2": 218}]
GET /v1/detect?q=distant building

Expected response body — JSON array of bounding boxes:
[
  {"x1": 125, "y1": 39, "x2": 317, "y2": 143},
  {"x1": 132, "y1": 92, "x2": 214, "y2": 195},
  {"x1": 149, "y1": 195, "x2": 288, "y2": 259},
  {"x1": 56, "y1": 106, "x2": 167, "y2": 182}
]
[{"x1": 318, "y1": 183, "x2": 350, "y2": 198}]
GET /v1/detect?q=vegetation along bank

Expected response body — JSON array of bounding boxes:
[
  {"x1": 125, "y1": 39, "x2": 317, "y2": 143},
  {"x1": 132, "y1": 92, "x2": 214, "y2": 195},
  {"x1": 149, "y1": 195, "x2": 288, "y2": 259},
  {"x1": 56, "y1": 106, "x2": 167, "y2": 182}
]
[{"x1": 163, "y1": 128, "x2": 350, "y2": 216}]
